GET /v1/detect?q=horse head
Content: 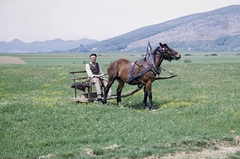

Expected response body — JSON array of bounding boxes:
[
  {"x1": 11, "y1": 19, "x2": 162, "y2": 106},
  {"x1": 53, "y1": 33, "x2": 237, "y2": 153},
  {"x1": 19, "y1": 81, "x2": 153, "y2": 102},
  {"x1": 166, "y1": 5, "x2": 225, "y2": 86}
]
[{"x1": 160, "y1": 43, "x2": 181, "y2": 61}]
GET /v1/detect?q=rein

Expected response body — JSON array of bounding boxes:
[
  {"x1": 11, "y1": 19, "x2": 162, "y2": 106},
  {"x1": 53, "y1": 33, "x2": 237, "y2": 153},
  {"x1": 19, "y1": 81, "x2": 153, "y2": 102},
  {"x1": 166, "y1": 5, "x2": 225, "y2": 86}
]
[
  {"x1": 155, "y1": 67, "x2": 177, "y2": 80},
  {"x1": 104, "y1": 84, "x2": 144, "y2": 101}
]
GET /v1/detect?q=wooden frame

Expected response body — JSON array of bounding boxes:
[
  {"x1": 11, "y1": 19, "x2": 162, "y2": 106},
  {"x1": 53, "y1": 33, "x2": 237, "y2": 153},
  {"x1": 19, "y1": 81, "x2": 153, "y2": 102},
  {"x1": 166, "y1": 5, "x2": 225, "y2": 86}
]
[{"x1": 69, "y1": 70, "x2": 96, "y2": 102}]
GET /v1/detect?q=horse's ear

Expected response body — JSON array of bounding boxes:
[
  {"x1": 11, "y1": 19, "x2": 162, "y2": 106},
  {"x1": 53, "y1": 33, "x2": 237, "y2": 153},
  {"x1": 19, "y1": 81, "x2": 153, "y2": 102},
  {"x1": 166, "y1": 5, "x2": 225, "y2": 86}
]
[
  {"x1": 164, "y1": 43, "x2": 169, "y2": 48},
  {"x1": 146, "y1": 41, "x2": 152, "y2": 54},
  {"x1": 159, "y1": 42, "x2": 164, "y2": 48}
]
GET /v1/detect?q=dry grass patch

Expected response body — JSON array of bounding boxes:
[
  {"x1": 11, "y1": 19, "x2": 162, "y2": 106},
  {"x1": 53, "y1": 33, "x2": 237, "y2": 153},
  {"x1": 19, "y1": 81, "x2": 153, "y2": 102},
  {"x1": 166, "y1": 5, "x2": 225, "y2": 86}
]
[{"x1": 0, "y1": 56, "x2": 27, "y2": 64}]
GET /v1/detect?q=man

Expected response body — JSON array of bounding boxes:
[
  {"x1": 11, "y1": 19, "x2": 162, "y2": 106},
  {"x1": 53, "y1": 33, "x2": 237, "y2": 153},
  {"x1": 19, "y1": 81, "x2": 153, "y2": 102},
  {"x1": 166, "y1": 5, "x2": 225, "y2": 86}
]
[{"x1": 85, "y1": 53, "x2": 111, "y2": 100}]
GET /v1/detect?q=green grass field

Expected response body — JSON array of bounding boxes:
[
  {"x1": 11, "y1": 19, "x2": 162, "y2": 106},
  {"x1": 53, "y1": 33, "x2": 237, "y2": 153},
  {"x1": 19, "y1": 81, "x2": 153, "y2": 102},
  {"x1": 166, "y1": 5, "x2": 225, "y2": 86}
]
[{"x1": 0, "y1": 53, "x2": 240, "y2": 158}]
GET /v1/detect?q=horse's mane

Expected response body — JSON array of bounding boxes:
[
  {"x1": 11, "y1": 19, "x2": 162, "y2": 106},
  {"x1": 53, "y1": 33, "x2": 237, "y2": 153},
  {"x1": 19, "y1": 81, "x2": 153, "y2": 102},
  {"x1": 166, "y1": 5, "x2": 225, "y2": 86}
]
[
  {"x1": 152, "y1": 46, "x2": 161, "y2": 55},
  {"x1": 143, "y1": 46, "x2": 161, "y2": 68}
]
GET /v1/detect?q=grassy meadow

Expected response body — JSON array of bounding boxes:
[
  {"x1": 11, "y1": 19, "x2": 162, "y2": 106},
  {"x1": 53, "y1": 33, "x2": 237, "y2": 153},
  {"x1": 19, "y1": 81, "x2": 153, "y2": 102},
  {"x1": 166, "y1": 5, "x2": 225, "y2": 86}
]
[{"x1": 0, "y1": 52, "x2": 240, "y2": 158}]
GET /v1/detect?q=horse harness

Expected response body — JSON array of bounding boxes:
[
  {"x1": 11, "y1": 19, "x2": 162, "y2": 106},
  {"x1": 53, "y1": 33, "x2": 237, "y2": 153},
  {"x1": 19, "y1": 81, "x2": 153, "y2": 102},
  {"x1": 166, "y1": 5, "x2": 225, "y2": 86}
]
[
  {"x1": 126, "y1": 48, "x2": 162, "y2": 84},
  {"x1": 126, "y1": 45, "x2": 178, "y2": 85}
]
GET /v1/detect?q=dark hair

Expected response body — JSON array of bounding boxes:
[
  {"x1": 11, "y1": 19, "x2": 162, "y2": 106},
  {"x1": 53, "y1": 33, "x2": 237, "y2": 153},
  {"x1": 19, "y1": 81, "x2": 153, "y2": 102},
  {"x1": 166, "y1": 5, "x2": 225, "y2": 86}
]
[{"x1": 89, "y1": 53, "x2": 97, "y2": 57}]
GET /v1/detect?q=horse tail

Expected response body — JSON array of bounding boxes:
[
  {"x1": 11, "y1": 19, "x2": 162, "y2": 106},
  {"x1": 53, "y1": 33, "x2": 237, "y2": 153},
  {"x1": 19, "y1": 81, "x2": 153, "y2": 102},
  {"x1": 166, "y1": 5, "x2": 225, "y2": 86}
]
[
  {"x1": 107, "y1": 60, "x2": 119, "y2": 81},
  {"x1": 107, "y1": 61, "x2": 113, "y2": 72}
]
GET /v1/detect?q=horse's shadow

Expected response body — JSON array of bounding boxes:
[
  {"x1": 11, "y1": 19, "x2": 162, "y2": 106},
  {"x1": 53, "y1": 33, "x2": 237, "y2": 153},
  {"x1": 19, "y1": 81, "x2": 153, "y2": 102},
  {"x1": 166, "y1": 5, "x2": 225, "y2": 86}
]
[{"x1": 121, "y1": 99, "x2": 169, "y2": 110}]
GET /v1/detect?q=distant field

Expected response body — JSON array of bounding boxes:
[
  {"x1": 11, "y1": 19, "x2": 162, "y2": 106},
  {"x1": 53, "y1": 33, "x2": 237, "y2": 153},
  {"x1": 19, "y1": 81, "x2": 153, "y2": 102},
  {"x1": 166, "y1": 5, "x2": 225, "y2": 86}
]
[
  {"x1": 2, "y1": 51, "x2": 239, "y2": 65},
  {"x1": 0, "y1": 52, "x2": 240, "y2": 158}
]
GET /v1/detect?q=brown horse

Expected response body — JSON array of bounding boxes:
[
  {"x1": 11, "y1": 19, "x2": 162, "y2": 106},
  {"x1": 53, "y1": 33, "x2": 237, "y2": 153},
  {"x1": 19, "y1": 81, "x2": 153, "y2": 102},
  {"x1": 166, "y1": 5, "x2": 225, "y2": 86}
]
[{"x1": 103, "y1": 42, "x2": 181, "y2": 110}]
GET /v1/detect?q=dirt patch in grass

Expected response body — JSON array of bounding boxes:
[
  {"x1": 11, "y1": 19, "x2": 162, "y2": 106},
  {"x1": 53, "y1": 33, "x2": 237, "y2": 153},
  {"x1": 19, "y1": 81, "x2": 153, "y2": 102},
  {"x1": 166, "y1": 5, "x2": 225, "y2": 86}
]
[
  {"x1": 159, "y1": 146, "x2": 240, "y2": 159},
  {"x1": 147, "y1": 137, "x2": 240, "y2": 159},
  {"x1": 0, "y1": 56, "x2": 27, "y2": 64}
]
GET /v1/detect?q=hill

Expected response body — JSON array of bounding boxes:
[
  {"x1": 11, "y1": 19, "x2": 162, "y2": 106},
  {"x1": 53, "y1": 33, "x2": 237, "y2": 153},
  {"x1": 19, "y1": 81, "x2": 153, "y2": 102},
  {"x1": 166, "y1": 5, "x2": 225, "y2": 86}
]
[
  {"x1": 70, "y1": 5, "x2": 240, "y2": 52},
  {"x1": 0, "y1": 38, "x2": 98, "y2": 53}
]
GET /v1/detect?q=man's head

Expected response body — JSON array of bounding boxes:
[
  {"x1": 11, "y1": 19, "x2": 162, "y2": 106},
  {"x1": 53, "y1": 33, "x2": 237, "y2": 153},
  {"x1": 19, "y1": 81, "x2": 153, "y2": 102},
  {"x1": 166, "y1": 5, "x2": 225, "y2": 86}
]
[
  {"x1": 89, "y1": 53, "x2": 97, "y2": 58},
  {"x1": 89, "y1": 53, "x2": 97, "y2": 63}
]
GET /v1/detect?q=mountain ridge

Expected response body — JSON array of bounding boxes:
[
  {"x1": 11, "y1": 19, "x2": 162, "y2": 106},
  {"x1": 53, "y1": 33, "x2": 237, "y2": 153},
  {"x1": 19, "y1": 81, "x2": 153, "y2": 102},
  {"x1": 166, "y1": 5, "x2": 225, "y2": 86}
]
[
  {"x1": 1, "y1": 5, "x2": 240, "y2": 53},
  {"x1": 0, "y1": 38, "x2": 98, "y2": 53},
  {"x1": 71, "y1": 5, "x2": 240, "y2": 52}
]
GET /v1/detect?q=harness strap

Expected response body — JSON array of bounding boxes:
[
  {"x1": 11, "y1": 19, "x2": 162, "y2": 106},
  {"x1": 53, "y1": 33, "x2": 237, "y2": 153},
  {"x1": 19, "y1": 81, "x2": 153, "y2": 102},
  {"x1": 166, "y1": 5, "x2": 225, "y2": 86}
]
[
  {"x1": 126, "y1": 62, "x2": 137, "y2": 83},
  {"x1": 126, "y1": 45, "x2": 163, "y2": 84},
  {"x1": 146, "y1": 49, "x2": 161, "y2": 75},
  {"x1": 126, "y1": 63, "x2": 156, "y2": 84}
]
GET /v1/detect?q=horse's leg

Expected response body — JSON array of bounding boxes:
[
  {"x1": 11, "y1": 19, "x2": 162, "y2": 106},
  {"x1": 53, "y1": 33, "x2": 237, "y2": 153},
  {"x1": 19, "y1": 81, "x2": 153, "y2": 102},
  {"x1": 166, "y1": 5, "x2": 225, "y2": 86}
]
[
  {"x1": 142, "y1": 86, "x2": 148, "y2": 109},
  {"x1": 148, "y1": 91, "x2": 155, "y2": 110},
  {"x1": 116, "y1": 79, "x2": 125, "y2": 106},
  {"x1": 145, "y1": 82, "x2": 156, "y2": 111},
  {"x1": 103, "y1": 82, "x2": 113, "y2": 104},
  {"x1": 103, "y1": 75, "x2": 116, "y2": 104}
]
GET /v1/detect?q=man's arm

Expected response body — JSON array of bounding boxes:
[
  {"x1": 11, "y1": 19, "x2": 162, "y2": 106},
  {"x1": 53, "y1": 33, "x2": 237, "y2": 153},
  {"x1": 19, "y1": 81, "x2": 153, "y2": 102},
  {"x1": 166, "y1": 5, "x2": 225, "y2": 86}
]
[{"x1": 86, "y1": 63, "x2": 94, "y2": 78}]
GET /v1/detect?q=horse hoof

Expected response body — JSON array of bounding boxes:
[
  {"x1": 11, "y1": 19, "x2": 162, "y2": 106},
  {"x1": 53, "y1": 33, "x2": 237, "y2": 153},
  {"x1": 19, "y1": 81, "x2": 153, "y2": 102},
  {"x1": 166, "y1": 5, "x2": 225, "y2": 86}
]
[
  {"x1": 144, "y1": 107, "x2": 150, "y2": 110},
  {"x1": 118, "y1": 102, "x2": 123, "y2": 106},
  {"x1": 102, "y1": 100, "x2": 107, "y2": 104},
  {"x1": 143, "y1": 105, "x2": 156, "y2": 111},
  {"x1": 150, "y1": 107, "x2": 156, "y2": 111},
  {"x1": 119, "y1": 105, "x2": 124, "y2": 108}
]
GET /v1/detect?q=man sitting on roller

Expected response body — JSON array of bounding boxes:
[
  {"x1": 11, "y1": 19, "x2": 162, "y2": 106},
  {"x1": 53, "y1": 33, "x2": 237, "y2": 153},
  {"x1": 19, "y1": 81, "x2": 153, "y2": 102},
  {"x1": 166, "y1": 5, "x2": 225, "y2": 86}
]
[{"x1": 85, "y1": 53, "x2": 111, "y2": 100}]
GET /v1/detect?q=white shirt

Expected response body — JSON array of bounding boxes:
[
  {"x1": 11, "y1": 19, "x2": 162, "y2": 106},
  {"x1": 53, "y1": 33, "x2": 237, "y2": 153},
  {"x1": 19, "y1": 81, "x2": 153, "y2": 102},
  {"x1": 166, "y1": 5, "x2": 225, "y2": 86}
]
[{"x1": 85, "y1": 62, "x2": 104, "y2": 78}]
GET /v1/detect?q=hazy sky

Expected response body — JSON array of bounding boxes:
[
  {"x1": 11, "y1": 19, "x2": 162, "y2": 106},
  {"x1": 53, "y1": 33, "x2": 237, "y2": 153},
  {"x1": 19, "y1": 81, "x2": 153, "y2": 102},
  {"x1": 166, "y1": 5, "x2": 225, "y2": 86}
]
[{"x1": 1, "y1": 0, "x2": 240, "y2": 42}]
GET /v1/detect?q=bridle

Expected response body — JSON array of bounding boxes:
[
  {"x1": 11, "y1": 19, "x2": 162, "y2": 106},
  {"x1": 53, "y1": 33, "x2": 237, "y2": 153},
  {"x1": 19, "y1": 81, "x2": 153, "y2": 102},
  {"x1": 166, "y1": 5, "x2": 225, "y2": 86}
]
[
  {"x1": 161, "y1": 47, "x2": 178, "y2": 61},
  {"x1": 146, "y1": 46, "x2": 178, "y2": 74}
]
